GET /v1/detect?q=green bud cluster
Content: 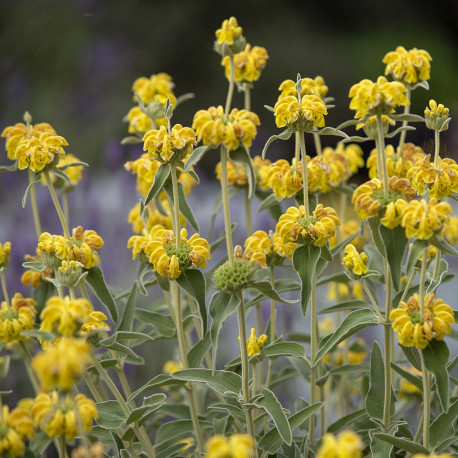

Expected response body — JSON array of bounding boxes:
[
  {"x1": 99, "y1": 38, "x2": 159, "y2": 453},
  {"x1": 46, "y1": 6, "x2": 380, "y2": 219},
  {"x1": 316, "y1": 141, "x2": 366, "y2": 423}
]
[
  {"x1": 213, "y1": 259, "x2": 255, "y2": 292},
  {"x1": 165, "y1": 242, "x2": 193, "y2": 271}
]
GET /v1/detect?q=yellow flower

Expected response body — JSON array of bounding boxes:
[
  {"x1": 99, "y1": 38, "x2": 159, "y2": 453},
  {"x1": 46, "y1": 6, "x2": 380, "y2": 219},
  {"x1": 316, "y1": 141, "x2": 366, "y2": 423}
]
[
  {"x1": 234, "y1": 244, "x2": 267, "y2": 269},
  {"x1": 132, "y1": 73, "x2": 175, "y2": 105},
  {"x1": 278, "y1": 76, "x2": 328, "y2": 100},
  {"x1": 383, "y1": 46, "x2": 432, "y2": 84},
  {"x1": 341, "y1": 143, "x2": 364, "y2": 174},
  {"x1": 21, "y1": 254, "x2": 52, "y2": 288},
  {"x1": 70, "y1": 442, "x2": 104, "y2": 458},
  {"x1": 222, "y1": 44, "x2": 269, "y2": 83},
  {"x1": 128, "y1": 201, "x2": 174, "y2": 234},
  {"x1": 407, "y1": 154, "x2": 458, "y2": 199},
  {"x1": 1, "y1": 121, "x2": 56, "y2": 161},
  {"x1": 125, "y1": 152, "x2": 161, "y2": 197},
  {"x1": 424, "y1": 99, "x2": 450, "y2": 131},
  {"x1": 143, "y1": 124, "x2": 197, "y2": 163},
  {"x1": 400, "y1": 198, "x2": 452, "y2": 240},
  {"x1": 244, "y1": 328, "x2": 268, "y2": 357},
  {"x1": 216, "y1": 159, "x2": 248, "y2": 187},
  {"x1": 442, "y1": 216, "x2": 458, "y2": 245},
  {"x1": 206, "y1": 433, "x2": 255, "y2": 458},
  {"x1": 274, "y1": 93, "x2": 327, "y2": 129},
  {"x1": 352, "y1": 282, "x2": 365, "y2": 300},
  {"x1": 252, "y1": 156, "x2": 271, "y2": 190},
  {"x1": 215, "y1": 17, "x2": 243, "y2": 46},
  {"x1": 163, "y1": 360, "x2": 184, "y2": 374},
  {"x1": 412, "y1": 454, "x2": 453, "y2": 458},
  {"x1": 349, "y1": 76, "x2": 409, "y2": 119},
  {"x1": 68, "y1": 226, "x2": 104, "y2": 269},
  {"x1": 0, "y1": 241, "x2": 11, "y2": 268},
  {"x1": 323, "y1": 339, "x2": 367, "y2": 366},
  {"x1": 125, "y1": 106, "x2": 153, "y2": 134},
  {"x1": 390, "y1": 293, "x2": 455, "y2": 349},
  {"x1": 329, "y1": 219, "x2": 363, "y2": 250},
  {"x1": 145, "y1": 225, "x2": 210, "y2": 279},
  {"x1": 40, "y1": 295, "x2": 107, "y2": 336},
  {"x1": 317, "y1": 431, "x2": 363, "y2": 458},
  {"x1": 15, "y1": 131, "x2": 68, "y2": 172},
  {"x1": 342, "y1": 244, "x2": 369, "y2": 276},
  {"x1": 276, "y1": 204, "x2": 340, "y2": 247},
  {"x1": 32, "y1": 392, "x2": 97, "y2": 440},
  {"x1": 32, "y1": 337, "x2": 91, "y2": 390},
  {"x1": 245, "y1": 230, "x2": 296, "y2": 266},
  {"x1": 399, "y1": 366, "x2": 422, "y2": 398},
  {"x1": 192, "y1": 106, "x2": 260, "y2": 151},
  {"x1": 0, "y1": 293, "x2": 36, "y2": 343},
  {"x1": 327, "y1": 282, "x2": 350, "y2": 301},
  {"x1": 266, "y1": 159, "x2": 304, "y2": 198},
  {"x1": 367, "y1": 143, "x2": 425, "y2": 179},
  {"x1": 0, "y1": 404, "x2": 35, "y2": 456}
]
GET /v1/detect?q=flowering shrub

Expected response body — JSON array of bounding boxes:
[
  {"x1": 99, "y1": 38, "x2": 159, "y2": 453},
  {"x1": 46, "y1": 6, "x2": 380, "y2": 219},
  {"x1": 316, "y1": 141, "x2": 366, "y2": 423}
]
[{"x1": 0, "y1": 16, "x2": 457, "y2": 458}]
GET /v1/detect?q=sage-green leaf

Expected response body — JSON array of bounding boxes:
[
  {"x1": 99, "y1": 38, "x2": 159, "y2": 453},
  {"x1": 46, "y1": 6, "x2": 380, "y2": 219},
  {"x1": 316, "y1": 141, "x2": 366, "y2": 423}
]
[
  {"x1": 429, "y1": 398, "x2": 458, "y2": 448},
  {"x1": 124, "y1": 394, "x2": 166, "y2": 425},
  {"x1": 263, "y1": 342, "x2": 305, "y2": 359},
  {"x1": 430, "y1": 234, "x2": 458, "y2": 256},
  {"x1": 385, "y1": 125, "x2": 416, "y2": 138},
  {"x1": 176, "y1": 269, "x2": 207, "y2": 333},
  {"x1": 22, "y1": 261, "x2": 48, "y2": 272},
  {"x1": 187, "y1": 333, "x2": 211, "y2": 368},
  {"x1": 330, "y1": 231, "x2": 360, "y2": 258},
  {"x1": 135, "y1": 309, "x2": 175, "y2": 338},
  {"x1": 144, "y1": 163, "x2": 170, "y2": 206},
  {"x1": 422, "y1": 339, "x2": 450, "y2": 412},
  {"x1": 229, "y1": 146, "x2": 256, "y2": 198},
  {"x1": 314, "y1": 126, "x2": 349, "y2": 139},
  {"x1": 317, "y1": 272, "x2": 350, "y2": 286},
  {"x1": 389, "y1": 113, "x2": 425, "y2": 122},
  {"x1": 327, "y1": 409, "x2": 366, "y2": 433},
  {"x1": 128, "y1": 375, "x2": 186, "y2": 402},
  {"x1": 390, "y1": 363, "x2": 423, "y2": 392},
  {"x1": 318, "y1": 300, "x2": 370, "y2": 314},
  {"x1": 29, "y1": 431, "x2": 53, "y2": 455},
  {"x1": 86, "y1": 266, "x2": 118, "y2": 322},
  {"x1": 379, "y1": 225, "x2": 408, "y2": 291},
  {"x1": 262, "y1": 129, "x2": 293, "y2": 159},
  {"x1": 173, "y1": 368, "x2": 242, "y2": 395},
  {"x1": 185, "y1": 145, "x2": 216, "y2": 171},
  {"x1": 248, "y1": 281, "x2": 297, "y2": 304},
  {"x1": 208, "y1": 403, "x2": 246, "y2": 423},
  {"x1": 156, "y1": 419, "x2": 213, "y2": 446},
  {"x1": 369, "y1": 424, "x2": 399, "y2": 458},
  {"x1": 96, "y1": 401, "x2": 126, "y2": 429},
  {"x1": 0, "y1": 161, "x2": 18, "y2": 173},
  {"x1": 292, "y1": 245, "x2": 321, "y2": 318},
  {"x1": 406, "y1": 239, "x2": 428, "y2": 275},
  {"x1": 164, "y1": 182, "x2": 199, "y2": 232},
  {"x1": 117, "y1": 283, "x2": 137, "y2": 332},
  {"x1": 254, "y1": 388, "x2": 292, "y2": 445},
  {"x1": 22, "y1": 172, "x2": 41, "y2": 207},
  {"x1": 314, "y1": 309, "x2": 379, "y2": 365},
  {"x1": 373, "y1": 433, "x2": 428, "y2": 454},
  {"x1": 367, "y1": 216, "x2": 386, "y2": 257},
  {"x1": 257, "y1": 192, "x2": 280, "y2": 213}
]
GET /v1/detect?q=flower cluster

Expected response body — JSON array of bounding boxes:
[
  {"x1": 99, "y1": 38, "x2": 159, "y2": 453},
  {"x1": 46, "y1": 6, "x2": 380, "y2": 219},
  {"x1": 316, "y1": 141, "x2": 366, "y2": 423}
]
[
  {"x1": 424, "y1": 99, "x2": 450, "y2": 131},
  {"x1": 342, "y1": 244, "x2": 368, "y2": 276},
  {"x1": 221, "y1": 44, "x2": 269, "y2": 83},
  {"x1": 390, "y1": 293, "x2": 454, "y2": 349},
  {"x1": 192, "y1": 106, "x2": 260, "y2": 151},
  {"x1": 349, "y1": 76, "x2": 409, "y2": 119},
  {"x1": 0, "y1": 293, "x2": 36, "y2": 343},
  {"x1": 317, "y1": 431, "x2": 363, "y2": 458},
  {"x1": 206, "y1": 433, "x2": 255, "y2": 458},
  {"x1": 214, "y1": 17, "x2": 245, "y2": 55},
  {"x1": 0, "y1": 402, "x2": 34, "y2": 456},
  {"x1": 244, "y1": 229, "x2": 297, "y2": 265},
  {"x1": 383, "y1": 46, "x2": 432, "y2": 84},
  {"x1": 0, "y1": 241, "x2": 11, "y2": 268},
  {"x1": 276, "y1": 204, "x2": 340, "y2": 246},
  {"x1": 274, "y1": 93, "x2": 327, "y2": 129},
  {"x1": 244, "y1": 328, "x2": 268, "y2": 357}
]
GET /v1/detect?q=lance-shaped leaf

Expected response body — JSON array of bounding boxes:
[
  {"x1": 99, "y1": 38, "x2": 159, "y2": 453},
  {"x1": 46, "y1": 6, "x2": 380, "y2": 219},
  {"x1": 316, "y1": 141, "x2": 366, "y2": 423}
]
[
  {"x1": 262, "y1": 129, "x2": 293, "y2": 159},
  {"x1": 327, "y1": 409, "x2": 367, "y2": 434},
  {"x1": 367, "y1": 216, "x2": 386, "y2": 257},
  {"x1": 423, "y1": 339, "x2": 450, "y2": 412},
  {"x1": 209, "y1": 291, "x2": 239, "y2": 370},
  {"x1": 163, "y1": 182, "x2": 199, "y2": 232},
  {"x1": 86, "y1": 266, "x2": 118, "y2": 322},
  {"x1": 391, "y1": 363, "x2": 423, "y2": 392},
  {"x1": 314, "y1": 309, "x2": 379, "y2": 366},
  {"x1": 386, "y1": 125, "x2": 416, "y2": 138},
  {"x1": 156, "y1": 419, "x2": 213, "y2": 446},
  {"x1": 185, "y1": 145, "x2": 216, "y2": 171},
  {"x1": 400, "y1": 345, "x2": 422, "y2": 371},
  {"x1": 262, "y1": 342, "x2": 305, "y2": 359},
  {"x1": 22, "y1": 261, "x2": 48, "y2": 272},
  {"x1": 430, "y1": 234, "x2": 458, "y2": 256},
  {"x1": 388, "y1": 113, "x2": 425, "y2": 122},
  {"x1": 144, "y1": 163, "x2": 171, "y2": 206},
  {"x1": 229, "y1": 146, "x2": 256, "y2": 198},
  {"x1": 314, "y1": 126, "x2": 349, "y2": 139},
  {"x1": 406, "y1": 239, "x2": 428, "y2": 275},
  {"x1": 116, "y1": 282, "x2": 137, "y2": 332},
  {"x1": 176, "y1": 269, "x2": 207, "y2": 334},
  {"x1": 318, "y1": 300, "x2": 370, "y2": 315},
  {"x1": 57, "y1": 161, "x2": 89, "y2": 170},
  {"x1": 379, "y1": 225, "x2": 408, "y2": 292},
  {"x1": 429, "y1": 398, "x2": 458, "y2": 448},
  {"x1": 96, "y1": 401, "x2": 127, "y2": 429},
  {"x1": 292, "y1": 245, "x2": 321, "y2": 317},
  {"x1": 22, "y1": 172, "x2": 42, "y2": 207},
  {"x1": 341, "y1": 135, "x2": 370, "y2": 143},
  {"x1": 124, "y1": 394, "x2": 167, "y2": 425},
  {"x1": 254, "y1": 388, "x2": 292, "y2": 445},
  {"x1": 173, "y1": 368, "x2": 242, "y2": 396},
  {"x1": 0, "y1": 161, "x2": 18, "y2": 173},
  {"x1": 128, "y1": 375, "x2": 186, "y2": 402},
  {"x1": 248, "y1": 281, "x2": 297, "y2": 304},
  {"x1": 188, "y1": 333, "x2": 211, "y2": 368},
  {"x1": 373, "y1": 434, "x2": 429, "y2": 454}
]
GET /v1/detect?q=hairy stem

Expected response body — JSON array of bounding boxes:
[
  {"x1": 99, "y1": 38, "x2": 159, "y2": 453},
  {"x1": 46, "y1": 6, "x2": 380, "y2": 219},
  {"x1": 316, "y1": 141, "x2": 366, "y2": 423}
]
[
  {"x1": 44, "y1": 170, "x2": 70, "y2": 238},
  {"x1": 225, "y1": 55, "x2": 235, "y2": 115},
  {"x1": 298, "y1": 132, "x2": 309, "y2": 217},
  {"x1": 376, "y1": 114, "x2": 389, "y2": 195},
  {"x1": 383, "y1": 259, "x2": 393, "y2": 430},
  {"x1": 309, "y1": 271, "x2": 318, "y2": 442},
  {"x1": 170, "y1": 164, "x2": 181, "y2": 249},
  {"x1": 397, "y1": 88, "x2": 411, "y2": 154},
  {"x1": 220, "y1": 147, "x2": 234, "y2": 266},
  {"x1": 28, "y1": 169, "x2": 42, "y2": 238}
]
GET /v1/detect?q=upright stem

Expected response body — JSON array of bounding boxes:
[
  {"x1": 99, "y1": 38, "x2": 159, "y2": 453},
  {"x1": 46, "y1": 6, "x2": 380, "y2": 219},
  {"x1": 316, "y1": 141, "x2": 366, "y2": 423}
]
[
  {"x1": 69, "y1": 286, "x2": 76, "y2": 301},
  {"x1": 237, "y1": 293, "x2": 257, "y2": 447},
  {"x1": 59, "y1": 435, "x2": 67, "y2": 458},
  {"x1": 244, "y1": 85, "x2": 251, "y2": 112},
  {"x1": 28, "y1": 169, "x2": 42, "y2": 238},
  {"x1": 225, "y1": 56, "x2": 235, "y2": 115},
  {"x1": 44, "y1": 171, "x2": 70, "y2": 238},
  {"x1": 433, "y1": 129, "x2": 440, "y2": 167},
  {"x1": 62, "y1": 193, "x2": 69, "y2": 228},
  {"x1": 433, "y1": 250, "x2": 442, "y2": 283},
  {"x1": 172, "y1": 281, "x2": 205, "y2": 453},
  {"x1": 420, "y1": 353, "x2": 430, "y2": 449},
  {"x1": 312, "y1": 128, "x2": 323, "y2": 156},
  {"x1": 294, "y1": 132, "x2": 301, "y2": 170},
  {"x1": 265, "y1": 267, "x2": 276, "y2": 389},
  {"x1": 383, "y1": 259, "x2": 393, "y2": 430},
  {"x1": 220, "y1": 147, "x2": 234, "y2": 266},
  {"x1": 361, "y1": 279, "x2": 384, "y2": 322},
  {"x1": 376, "y1": 114, "x2": 389, "y2": 195},
  {"x1": 0, "y1": 271, "x2": 10, "y2": 306},
  {"x1": 298, "y1": 132, "x2": 309, "y2": 217},
  {"x1": 170, "y1": 164, "x2": 181, "y2": 248},
  {"x1": 419, "y1": 248, "x2": 428, "y2": 317},
  {"x1": 398, "y1": 89, "x2": 411, "y2": 154},
  {"x1": 309, "y1": 271, "x2": 318, "y2": 442},
  {"x1": 245, "y1": 188, "x2": 253, "y2": 236}
]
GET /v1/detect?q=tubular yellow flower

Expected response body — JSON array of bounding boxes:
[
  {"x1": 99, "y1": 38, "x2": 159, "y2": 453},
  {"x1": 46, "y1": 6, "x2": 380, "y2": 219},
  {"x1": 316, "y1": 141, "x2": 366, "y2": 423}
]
[
  {"x1": 126, "y1": 106, "x2": 153, "y2": 134},
  {"x1": 143, "y1": 124, "x2": 197, "y2": 163},
  {"x1": 252, "y1": 155, "x2": 271, "y2": 190},
  {"x1": 145, "y1": 226, "x2": 210, "y2": 279},
  {"x1": 0, "y1": 293, "x2": 36, "y2": 343},
  {"x1": 278, "y1": 76, "x2": 328, "y2": 100},
  {"x1": 383, "y1": 46, "x2": 432, "y2": 84},
  {"x1": 245, "y1": 230, "x2": 296, "y2": 265},
  {"x1": 2, "y1": 122, "x2": 56, "y2": 161},
  {"x1": 329, "y1": 219, "x2": 363, "y2": 250},
  {"x1": 400, "y1": 198, "x2": 452, "y2": 240},
  {"x1": 244, "y1": 328, "x2": 268, "y2": 357},
  {"x1": 317, "y1": 431, "x2": 363, "y2": 458},
  {"x1": 163, "y1": 360, "x2": 184, "y2": 375},
  {"x1": 274, "y1": 93, "x2": 327, "y2": 129},
  {"x1": 442, "y1": 216, "x2": 458, "y2": 245},
  {"x1": 349, "y1": 76, "x2": 409, "y2": 119},
  {"x1": 341, "y1": 143, "x2": 364, "y2": 174},
  {"x1": 342, "y1": 244, "x2": 369, "y2": 276},
  {"x1": 206, "y1": 433, "x2": 255, "y2": 458},
  {"x1": 390, "y1": 293, "x2": 455, "y2": 349},
  {"x1": 407, "y1": 154, "x2": 458, "y2": 199},
  {"x1": 32, "y1": 392, "x2": 97, "y2": 440},
  {"x1": 234, "y1": 243, "x2": 267, "y2": 268},
  {"x1": 272, "y1": 231, "x2": 297, "y2": 260},
  {"x1": 412, "y1": 454, "x2": 453, "y2": 458},
  {"x1": 276, "y1": 204, "x2": 340, "y2": 247},
  {"x1": 327, "y1": 282, "x2": 350, "y2": 301},
  {"x1": 192, "y1": 106, "x2": 260, "y2": 151},
  {"x1": 424, "y1": 99, "x2": 450, "y2": 131},
  {"x1": 215, "y1": 17, "x2": 243, "y2": 46},
  {"x1": 0, "y1": 404, "x2": 35, "y2": 456},
  {"x1": 128, "y1": 201, "x2": 174, "y2": 234},
  {"x1": 32, "y1": 336, "x2": 91, "y2": 390},
  {"x1": 15, "y1": 131, "x2": 68, "y2": 172},
  {"x1": 0, "y1": 241, "x2": 11, "y2": 268},
  {"x1": 266, "y1": 159, "x2": 304, "y2": 198},
  {"x1": 221, "y1": 44, "x2": 269, "y2": 83},
  {"x1": 215, "y1": 159, "x2": 248, "y2": 186},
  {"x1": 367, "y1": 143, "x2": 425, "y2": 179},
  {"x1": 125, "y1": 152, "x2": 162, "y2": 197},
  {"x1": 132, "y1": 73, "x2": 175, "y2": 105}
]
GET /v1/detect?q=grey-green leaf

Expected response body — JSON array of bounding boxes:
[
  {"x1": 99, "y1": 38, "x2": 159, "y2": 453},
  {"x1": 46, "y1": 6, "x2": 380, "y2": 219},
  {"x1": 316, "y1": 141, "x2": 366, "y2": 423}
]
[
  {"x1": 117, "y1": 283, "x2": 137, "y2": 332},
  {"x1": 172, "y1": 368, "x2": 242, "y2": 395},
  {"x1": 144, "y1": 163, "x2": 171, "y2": 206},
  {"x1": 96, "y1": 401, "x2": 127, "y2": 429},
  {"x1": 177, "y1": 269, "x2": 207, "y2": 333},
  {"x1": 379, "y1": 225, "x2": 408, "y2": 291},
  {"x1": 229, "y1": 146, "x2": 256, "y2": 198},
  {"x1": 372, "y1": 434, "x2": 429, "y2": 454},
  {"x1": 429, "y1": 398, "x2": 458, "y2": 448},
  {"x1": 86, "y1": 266, "x2": 118, "y2": 322},
  {"x1": 262, "y1": 129, "x2": 293, "y2": 159}
]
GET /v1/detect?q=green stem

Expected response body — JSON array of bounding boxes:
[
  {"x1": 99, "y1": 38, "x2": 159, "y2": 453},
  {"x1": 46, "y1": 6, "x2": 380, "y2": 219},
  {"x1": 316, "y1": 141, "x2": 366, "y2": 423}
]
[
  {"x1": 220, "y1": 147, "x2": 234, "y2": 266},
  {"x1": 420, "y1": 353, "x2": 430, "y2": 449},
  {"x1": 244, "y1": 85, "x2": 251, "y2": 112},
  {"x1": 59, "y1": 435, "x2": 67, "y2": 458},
  {"x1": 400, "y1": 269, "x2": 416, "y2": 304},
  {"x1": 170, "y1": 164, "x2": 181, "y2": 249},
  {"x1": 245, "y1": 187, "x2": 253, "y2": 236},
  {"x1": 28, "y1": 169, "x2": 42, "y2": 238},
  {"x1": 376, "y1": 114, "x2": 389, "y2": 195},
  {"x1": 361, "y1": 279, "x2": 384, "y2": 322},
  {"x1": 433, "y1": 129, "x2": 440, "y2": 167},
  {"x1": 269, "y1": 266, "x2": 276, "y2": 343},
  {"x1": 433, "y1": 250, "x2": 442, "y2": 283},
  {"x1": 382, "y1": 259, "x2": 393, "y2": 431},
  {"x1": 419, "y1": 248, "x2": 428, "y2": 318},
  {"x1": 309, "y1": 271, "x2": 318, "y2": 442},
  {"x1": 69, "y1": 286, "x2": 76, "y2": 301},
  {"x1": 225, "y1": 55, "x2": 235, "y2": 115},
  {"x1": 44, "y1": 171, "x2": 70, "y2": 238},
  {"x1": 0, "y1": 271, "x2": 10, "y2": 307},
  {"x1": 398, "y1": 89, "x2": 411, "y2": 154},
  {"x1": 62, "y1": 193, "x2": 69, "y2": 228},
  {"x1": 237, "y1": 293, "x2": 257, "y2": 447},
  {"x1": 172, "y1": 281, "x2": 205, "y2": 453},
  {"x1": 312, "y1": 128, "x2": 323, "y2": 155},
  {"x1": 294, "y1": 132, "x2": 301, "y2": 170},
  {"x1": 19, "y1": 341, "x2": 40, "y2": 394},
  {"x1": 298, "y1": 132, "x2": 309, "y2": 217}
]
